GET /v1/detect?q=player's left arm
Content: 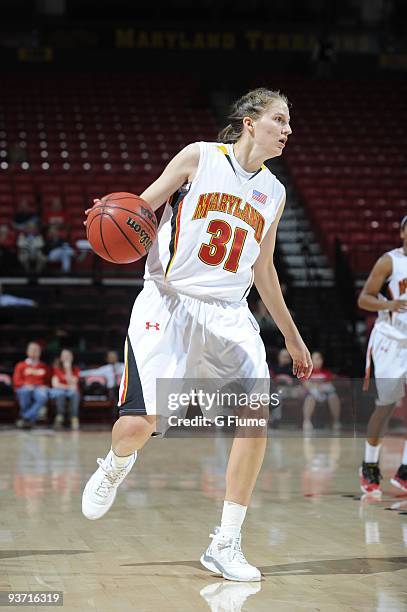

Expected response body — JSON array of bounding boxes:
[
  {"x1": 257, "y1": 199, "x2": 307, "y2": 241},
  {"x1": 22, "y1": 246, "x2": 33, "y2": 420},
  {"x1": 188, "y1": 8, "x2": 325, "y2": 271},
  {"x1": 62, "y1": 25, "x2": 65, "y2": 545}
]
[{"x1": 253, "y1": 195, "x2": 313, "y2": 380}]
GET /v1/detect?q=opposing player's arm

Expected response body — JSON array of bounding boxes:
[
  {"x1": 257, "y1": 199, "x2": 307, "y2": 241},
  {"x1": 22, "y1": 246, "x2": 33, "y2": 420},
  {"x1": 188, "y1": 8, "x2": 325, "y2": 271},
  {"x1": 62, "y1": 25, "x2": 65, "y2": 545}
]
[
  {"x1": 358, "y1": 254, "x2": 407, "y2": 313},
  {"x1": 253, "y1": 195, "x2": 313, "y2": 379}
]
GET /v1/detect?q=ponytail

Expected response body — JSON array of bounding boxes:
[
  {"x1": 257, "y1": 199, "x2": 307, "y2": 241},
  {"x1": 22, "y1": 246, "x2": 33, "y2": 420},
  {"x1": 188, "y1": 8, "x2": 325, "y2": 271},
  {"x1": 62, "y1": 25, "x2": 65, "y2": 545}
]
[{"x1": 217, "y1": 124, "x2": 240, "y2": 143}]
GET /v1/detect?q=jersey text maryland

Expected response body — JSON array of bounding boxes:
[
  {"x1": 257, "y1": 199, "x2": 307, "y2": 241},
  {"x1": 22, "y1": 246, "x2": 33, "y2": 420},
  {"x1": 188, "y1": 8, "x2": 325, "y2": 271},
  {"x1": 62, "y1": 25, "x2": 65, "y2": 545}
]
[{"x1": 192, "y1": 192, "x2": 265, "y2": 243}]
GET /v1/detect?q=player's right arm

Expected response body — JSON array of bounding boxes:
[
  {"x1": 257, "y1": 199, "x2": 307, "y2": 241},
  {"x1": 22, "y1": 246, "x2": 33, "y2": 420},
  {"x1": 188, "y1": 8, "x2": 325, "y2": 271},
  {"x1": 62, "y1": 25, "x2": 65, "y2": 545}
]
[
  {"x1": 357, "y1": 254, "x2": 407, "y2": 313},
  {"x1": 85, "y1": 143, "x2": 200, "y2": 221},
  {"x1": 139, "y1": 143, "x2": 200, "y2": 211}
]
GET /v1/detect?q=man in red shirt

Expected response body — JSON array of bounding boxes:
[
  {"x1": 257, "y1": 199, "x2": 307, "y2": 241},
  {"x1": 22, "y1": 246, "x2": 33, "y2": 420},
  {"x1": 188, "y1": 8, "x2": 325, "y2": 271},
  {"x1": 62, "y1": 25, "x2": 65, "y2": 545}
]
[
  {"x1": 302, "y1": 352, "x2": 341, "y2": 432},
  {"x1": 13, "y1": 342, "x2": 49, "y2": 429}
]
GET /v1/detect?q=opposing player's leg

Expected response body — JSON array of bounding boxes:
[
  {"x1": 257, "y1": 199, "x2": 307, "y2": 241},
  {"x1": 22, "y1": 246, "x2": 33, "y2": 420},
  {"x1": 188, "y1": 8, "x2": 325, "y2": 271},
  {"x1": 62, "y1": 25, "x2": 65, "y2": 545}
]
[
  {"x1": 360, "y1": 403, "x2": 397, "y2": 495},
  {"x1": 360, "y1": 332, "x2": 405, "y2": 495},
  {"x1": 391, "y1": 439, "x2": 407, "y2": 492}
]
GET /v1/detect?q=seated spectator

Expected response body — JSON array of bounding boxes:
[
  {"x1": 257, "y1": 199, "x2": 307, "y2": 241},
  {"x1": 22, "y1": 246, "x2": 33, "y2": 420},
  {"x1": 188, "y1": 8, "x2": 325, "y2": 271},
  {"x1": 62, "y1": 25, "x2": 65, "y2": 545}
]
[
  {"x1": 17, "y1": 222, "x2": 46, "y2": 274},
  {"x1": 13, "y1": 342, "x2": 49, "y2": 429},
  {"x1": 302, "y1": 351, "x2": 341, "y2": 433},
  {"x1": 0, "y1": 283, "x2": 37, "y2": 307},
  {"x1": 80, "y1": 350, "x2": 124, "y2": 401},
  {"x1": 271, "y1": 349, "x2": 305, "y2": 397},
  {"x1": 44, "y1": 225, "x2": 75, "y2": 274},
  {"x1": 49, "y1": 349, "x2": 80, "y2": 430},
  {"x1": 270, "y1": 348, "x2": 305, "y2": 427},
  {"x1": 271, "y1": 348, "x2": 295, "y2": 384},
  {"x1": 0, "y1": 224, "x2": 16, "y2": 271},
  {"x1": 42, "y1": 197, "x2": 68, "y2": 230},
  {"x1": 13, "y1": 198, "x2": 38, "y2": 231}
]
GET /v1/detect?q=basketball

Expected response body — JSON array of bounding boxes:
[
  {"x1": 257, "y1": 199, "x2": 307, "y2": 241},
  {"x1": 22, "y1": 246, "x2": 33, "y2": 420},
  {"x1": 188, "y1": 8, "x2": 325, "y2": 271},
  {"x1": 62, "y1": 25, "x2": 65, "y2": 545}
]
[{"x1": 86, "y1": 192, "x2": 158, "y2": 264}]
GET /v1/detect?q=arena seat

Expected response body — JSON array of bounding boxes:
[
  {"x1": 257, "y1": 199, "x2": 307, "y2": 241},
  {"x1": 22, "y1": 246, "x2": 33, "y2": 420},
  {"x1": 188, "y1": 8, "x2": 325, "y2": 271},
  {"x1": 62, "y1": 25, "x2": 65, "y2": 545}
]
[{"x1": 271, "y1": 78, "x2": 407, "y2": 275}]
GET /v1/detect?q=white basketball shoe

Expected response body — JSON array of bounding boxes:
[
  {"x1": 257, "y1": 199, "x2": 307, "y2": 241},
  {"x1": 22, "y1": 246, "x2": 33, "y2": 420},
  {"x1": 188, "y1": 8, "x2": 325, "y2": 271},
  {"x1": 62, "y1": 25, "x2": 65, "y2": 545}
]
[
  {"x1": 82, "y1": 449, "x2": 136, "y2": 520},
  {"x1": 200, "y1": 527, "x2": 261, "y2": 582}
]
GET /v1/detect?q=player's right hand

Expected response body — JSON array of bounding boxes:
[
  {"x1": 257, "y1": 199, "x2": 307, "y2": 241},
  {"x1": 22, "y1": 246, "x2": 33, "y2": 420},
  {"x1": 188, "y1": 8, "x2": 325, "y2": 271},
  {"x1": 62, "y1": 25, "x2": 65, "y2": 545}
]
[
  {"x1": 388, "y1": 299, "x2": 407, "y2": 312},
  {"x1": 83, "y1": 199, "x2": 102, "y2": 226}
]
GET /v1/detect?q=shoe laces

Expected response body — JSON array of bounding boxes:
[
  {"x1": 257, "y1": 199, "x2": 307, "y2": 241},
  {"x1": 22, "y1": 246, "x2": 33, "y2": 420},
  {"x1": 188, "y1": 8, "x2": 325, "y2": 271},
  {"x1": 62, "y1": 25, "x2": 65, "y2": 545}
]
[
  {"x1": 210, "y1": 531, "x2": 247, "y2": 565},
  {"x1": 94, "y1": 458, "x2": 128, "y2": 498}
]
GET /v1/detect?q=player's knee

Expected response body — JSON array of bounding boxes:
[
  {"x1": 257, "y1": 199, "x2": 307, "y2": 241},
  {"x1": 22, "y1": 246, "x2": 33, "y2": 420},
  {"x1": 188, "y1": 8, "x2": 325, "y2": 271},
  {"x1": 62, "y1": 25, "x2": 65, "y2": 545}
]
[{"x1": 119, "y1": 414, "x2": 155, "y2": 440}]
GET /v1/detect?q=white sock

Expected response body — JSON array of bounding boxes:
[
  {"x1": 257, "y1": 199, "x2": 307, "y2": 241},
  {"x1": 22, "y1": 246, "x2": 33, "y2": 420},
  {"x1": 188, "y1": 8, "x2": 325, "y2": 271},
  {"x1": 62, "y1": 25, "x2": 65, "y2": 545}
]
[
  {"x1": 110, "y1": 448, "x2": 136, "y2": 468},
  {"x1": 365, "y1": 441, "x2": 381, "y2": 464},
  {"x1": 402, "y1": 441, "x2": 407, "y2": 466},
  {"x1": 219, "y1": 500, "x2": 247, "y2": 537}
]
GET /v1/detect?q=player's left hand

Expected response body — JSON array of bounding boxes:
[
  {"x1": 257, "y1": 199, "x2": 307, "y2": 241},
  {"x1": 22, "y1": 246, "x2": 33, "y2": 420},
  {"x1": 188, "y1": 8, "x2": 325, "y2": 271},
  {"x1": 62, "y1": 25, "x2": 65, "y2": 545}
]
[{"x1": 285, "y1": 336, "x2": 313, "y2": 380}]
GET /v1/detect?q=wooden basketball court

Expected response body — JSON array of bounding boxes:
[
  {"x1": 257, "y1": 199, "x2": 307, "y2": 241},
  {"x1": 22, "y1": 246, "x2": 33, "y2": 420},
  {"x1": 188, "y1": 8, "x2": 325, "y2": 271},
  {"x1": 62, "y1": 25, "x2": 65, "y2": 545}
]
[{"x1": 0, "y1": 429, "x2": 406, "y2": 611}]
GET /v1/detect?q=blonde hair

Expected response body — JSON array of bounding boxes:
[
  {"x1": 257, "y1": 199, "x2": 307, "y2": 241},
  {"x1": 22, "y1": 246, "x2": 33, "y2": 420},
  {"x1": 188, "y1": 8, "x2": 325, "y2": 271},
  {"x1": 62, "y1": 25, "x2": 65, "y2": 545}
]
[{"x1": 218, "y1": 87, "x2": 289, "y2": 143}]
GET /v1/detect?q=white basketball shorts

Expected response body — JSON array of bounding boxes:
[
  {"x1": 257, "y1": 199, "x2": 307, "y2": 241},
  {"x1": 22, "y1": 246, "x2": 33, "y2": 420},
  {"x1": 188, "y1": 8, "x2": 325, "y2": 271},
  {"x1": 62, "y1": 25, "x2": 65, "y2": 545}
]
[
  {"x1": 117, "y1": 280, "x2": 270, "y2": 429},
  {"x1": 367, "y1": 327, "x2": 407, "y2": 406}
]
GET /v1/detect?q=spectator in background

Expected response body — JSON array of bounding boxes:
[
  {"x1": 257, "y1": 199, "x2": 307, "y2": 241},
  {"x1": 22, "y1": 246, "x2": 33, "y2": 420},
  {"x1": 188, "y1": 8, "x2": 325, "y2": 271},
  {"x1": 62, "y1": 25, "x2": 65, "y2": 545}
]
[
  {"x1": 271, "y1": 348, "x2": 295, "y2": 383},
  {"x1": 270, "y1": 348, "x2": 305, "y2": 428},
  {"x1": 0, "y1": 224, "x2": 16, "y2": 271},
  {"x1": 302, "y1": 351, "x2": 341, "y2": 433},
  {"x1": 44, "y1": 225, "x2": 75, "y2": 273},
  {"x1": 13, "y1": 342, "x2": 49, "y2": 429},
  {"x1": 80, "y1": 350, "x2": 124, "y2": 400},
  {"x1": 0, "y1": 283, "x2": 37, "y2": 307},
  {"x1": 42, "y1": 197, "x2": 68, "y2": 230},
  {"x1": 17, "y1": 222, "x2": 46, "y2": 274},
  {"x1": 13, "y1": 198, "x2": 38, "y2": 231},
  {"x1": 50, "y1": 349, "x2": 80, "y2": 430}
]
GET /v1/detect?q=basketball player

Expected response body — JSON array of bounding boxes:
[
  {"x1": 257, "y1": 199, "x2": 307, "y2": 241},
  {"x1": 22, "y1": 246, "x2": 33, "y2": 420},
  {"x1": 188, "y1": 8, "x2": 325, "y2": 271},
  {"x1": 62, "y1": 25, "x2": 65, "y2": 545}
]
[
  {"x1": 82, "y1": 88, "x2": 313, "y2": 581},
  {"x1": 359, "y1": 215, "x2": 407, "y2": 495}
]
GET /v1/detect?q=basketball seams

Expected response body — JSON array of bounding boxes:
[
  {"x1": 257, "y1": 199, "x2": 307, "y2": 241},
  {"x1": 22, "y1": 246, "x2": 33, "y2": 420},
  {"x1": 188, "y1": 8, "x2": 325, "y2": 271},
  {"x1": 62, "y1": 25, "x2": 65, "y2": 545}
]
[
  {"x1": 86, "y1": 211, "x2": 102, "y2": 238},
  {"x1": 100, "y1": 213, "x2": 117, "y2": 263},
  {"x1": 93, "y1": 203, "x2": 157, "y2": 234},
  {"x1": 106, "y1": 213, "x2": 144, "y2": 258},
  {"x1": 87, "y1": 194, "x2": 156, "y2": 263}
]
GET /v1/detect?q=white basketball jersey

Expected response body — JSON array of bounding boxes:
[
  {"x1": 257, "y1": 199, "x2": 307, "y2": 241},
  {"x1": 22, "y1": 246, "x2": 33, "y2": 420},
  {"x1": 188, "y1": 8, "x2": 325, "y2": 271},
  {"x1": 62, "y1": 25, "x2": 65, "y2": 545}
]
[
  {"x1": 386, "y1": 248, "x2": 407, "y2": 337},
  {"x1": 144, "y1": 141, "x2": 285, "y2": 302}
]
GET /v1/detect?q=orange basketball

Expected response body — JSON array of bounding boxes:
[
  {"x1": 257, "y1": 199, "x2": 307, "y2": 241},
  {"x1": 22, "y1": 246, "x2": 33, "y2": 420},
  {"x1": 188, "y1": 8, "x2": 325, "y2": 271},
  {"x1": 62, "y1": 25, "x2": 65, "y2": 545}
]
[{"x1": 86, "y1": 192, "x2": 157, "y2": 264}]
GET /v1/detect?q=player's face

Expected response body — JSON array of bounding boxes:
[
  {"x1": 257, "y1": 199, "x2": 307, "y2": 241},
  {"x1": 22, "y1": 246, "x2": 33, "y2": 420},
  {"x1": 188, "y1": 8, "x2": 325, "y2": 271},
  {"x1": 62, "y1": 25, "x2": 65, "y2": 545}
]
[
  {"x1": 401, "y1": 225, "x2": 407, "y2": 247},
  {"x1": 253, "y1": 100, "x2": 292, "y2": 158}
]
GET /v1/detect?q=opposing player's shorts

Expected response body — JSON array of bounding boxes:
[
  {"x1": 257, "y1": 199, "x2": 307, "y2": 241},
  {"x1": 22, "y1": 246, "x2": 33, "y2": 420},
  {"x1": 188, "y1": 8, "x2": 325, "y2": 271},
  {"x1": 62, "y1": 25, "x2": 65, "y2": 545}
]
[
  {"x1": 117, "y1": 280, "x2": 270, "y2": 431},
  {"x1": 365, "y1": 324, "x2": 407, "y2": 406}
]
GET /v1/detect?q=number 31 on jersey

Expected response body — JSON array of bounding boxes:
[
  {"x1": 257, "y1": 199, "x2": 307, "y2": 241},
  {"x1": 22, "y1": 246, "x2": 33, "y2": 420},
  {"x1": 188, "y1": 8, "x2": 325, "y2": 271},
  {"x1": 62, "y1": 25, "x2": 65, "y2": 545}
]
[{"x1": 198, "y1": 219, "x2": 248, "y2": 273}]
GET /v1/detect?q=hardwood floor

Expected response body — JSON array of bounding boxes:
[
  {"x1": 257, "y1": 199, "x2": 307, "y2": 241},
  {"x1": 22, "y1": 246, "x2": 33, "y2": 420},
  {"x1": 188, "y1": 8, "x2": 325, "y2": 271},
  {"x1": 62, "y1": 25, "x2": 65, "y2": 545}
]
[{"x1": 0, "y1": 429, "x2": 406, "y2": 611}]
